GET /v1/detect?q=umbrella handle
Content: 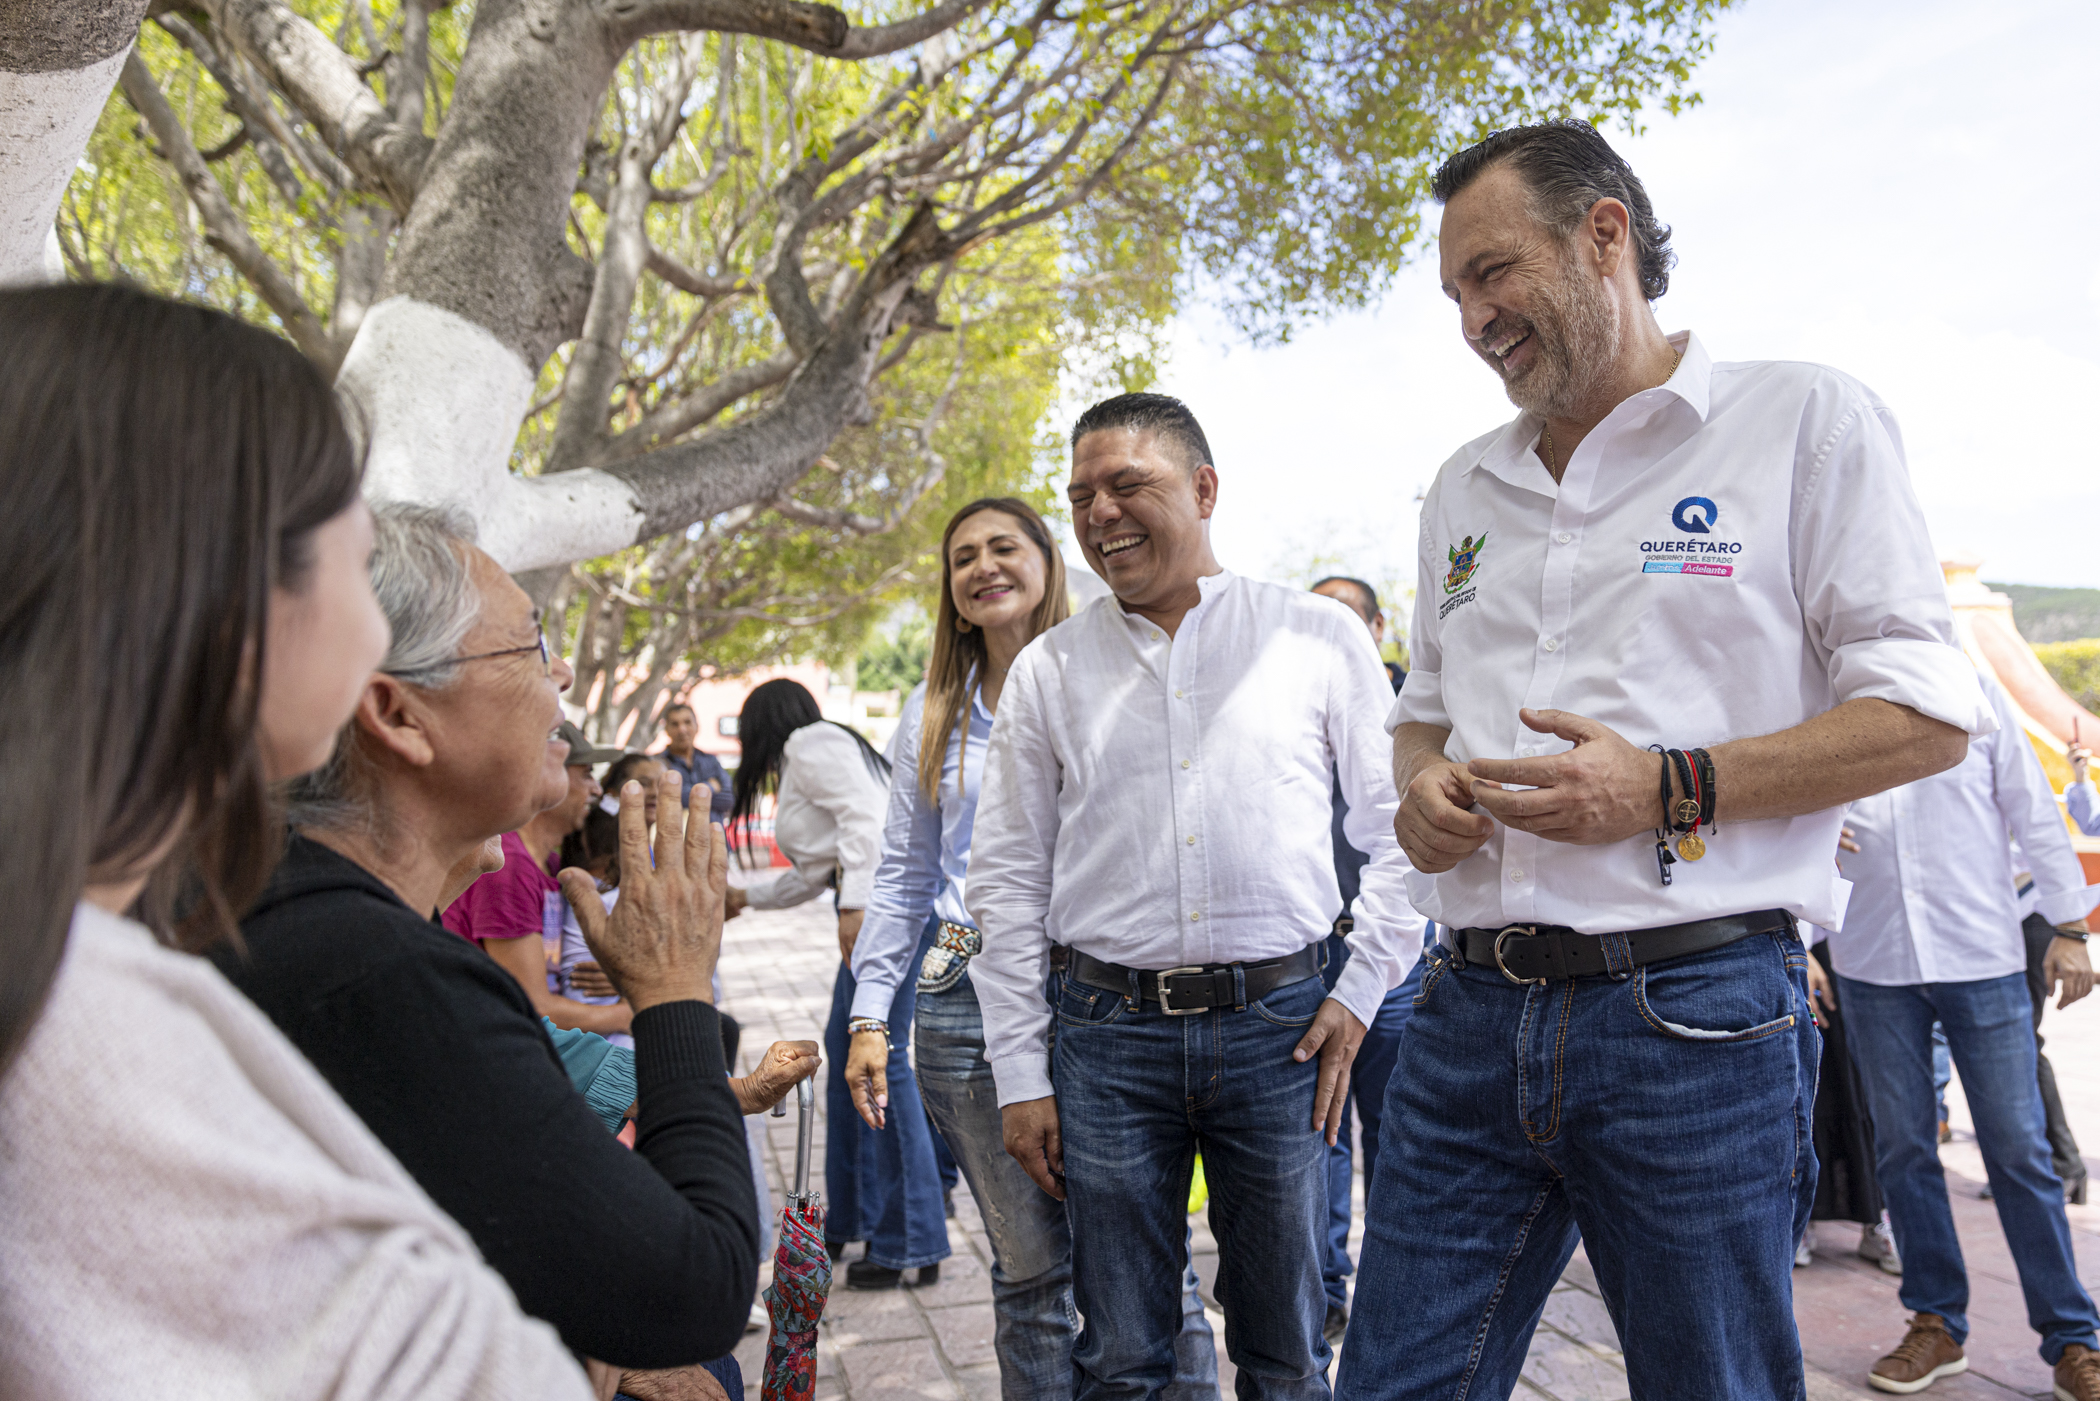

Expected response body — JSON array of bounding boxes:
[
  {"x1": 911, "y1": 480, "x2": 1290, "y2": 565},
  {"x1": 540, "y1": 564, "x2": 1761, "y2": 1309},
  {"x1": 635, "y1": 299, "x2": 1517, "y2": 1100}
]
[{"x1": 790, "y1": 1075, "x2": 816, "y2": 1206}]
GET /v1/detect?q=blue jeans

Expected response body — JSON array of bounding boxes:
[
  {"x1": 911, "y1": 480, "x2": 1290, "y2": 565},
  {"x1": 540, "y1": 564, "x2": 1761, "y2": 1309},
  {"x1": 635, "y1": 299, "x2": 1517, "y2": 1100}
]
[
  {"x1": 1055, "y1": 968, "x2": 1332, "y2": 1401},
  {"x1": 823, "y1": 924, "x2": 951, "y2": 1270},
  {"x1": 1320, "y1": 942, "x2": 1425, "y2": 1312},
  {"x1": 916, "y1": 969, "x2": 1218, "y2": 1401},
  {"x1": 1838, "y1": 971, "x2": 2100, "y2": 1364},
  {"x1": 1339, "y1": 931, "x2": 1818, "y2": 1400}
]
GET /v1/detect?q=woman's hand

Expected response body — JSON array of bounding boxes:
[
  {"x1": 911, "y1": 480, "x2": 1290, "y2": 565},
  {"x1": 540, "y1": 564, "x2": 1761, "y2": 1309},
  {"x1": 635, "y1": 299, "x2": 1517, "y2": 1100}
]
[
  {"x1": 724, "y1": 884, "x2": 747, "y2": 922},
  {"x1": 1802, "y1": 954, "x2": 1836, "y2": 1029},
  {"x1": 845, "y1": 1029, "x2": 890, "y2": 1129},
  {"x1": 837, "y1": 907, "x2": 865, "y2": 963},
  {"x1": 569, "y1": 960, "x2": 619, "y2": 999},
  {"x1": 731, "y1": 1039, "x2": 822, "y2": 1115}
]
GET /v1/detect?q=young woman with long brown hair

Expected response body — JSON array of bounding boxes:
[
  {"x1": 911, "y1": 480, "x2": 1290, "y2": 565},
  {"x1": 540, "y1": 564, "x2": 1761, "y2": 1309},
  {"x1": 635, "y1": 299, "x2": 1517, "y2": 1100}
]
[
  {"x1": 0, "y1": 284, "x2": 593, "y2": 1398},
  {"x1": 840, "y1": 498, "x2": 1219, "y2": 1393}
]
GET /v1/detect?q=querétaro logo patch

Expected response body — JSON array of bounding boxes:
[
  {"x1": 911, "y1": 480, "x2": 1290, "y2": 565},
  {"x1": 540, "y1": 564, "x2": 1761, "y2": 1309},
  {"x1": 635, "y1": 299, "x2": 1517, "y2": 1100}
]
[
  {"x1": 1671, "y1": 496, "x2": 1718, "y2": 533},
  {"x1": 1444, "y1": 532, "x2": 1488, "y2": 595}
]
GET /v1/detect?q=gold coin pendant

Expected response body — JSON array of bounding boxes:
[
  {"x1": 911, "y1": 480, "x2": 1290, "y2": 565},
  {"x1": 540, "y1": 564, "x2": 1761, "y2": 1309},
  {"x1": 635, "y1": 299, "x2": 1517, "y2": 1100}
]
[{"x1": 1676, "y1": 832, "x2": 1706, "y2": 861}]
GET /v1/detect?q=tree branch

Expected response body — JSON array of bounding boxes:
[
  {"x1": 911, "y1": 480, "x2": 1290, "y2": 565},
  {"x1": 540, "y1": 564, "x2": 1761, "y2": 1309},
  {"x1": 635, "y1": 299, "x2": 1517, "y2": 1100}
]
[
  {"x1": 608, "y1": 0, "x2": 996, "y2": 62},
  {"x1": 599, "y1": 349, "x2": 799, "y2": 465},
  {"x1": 646, "y1": 243, "x2": 747, "y2": 298},
  {"x1": 119, "y1": 49, "x2": 340, "y2": 373},
  {"x1": 198, "y1": 0, "x2": 430, "y2": 209}
]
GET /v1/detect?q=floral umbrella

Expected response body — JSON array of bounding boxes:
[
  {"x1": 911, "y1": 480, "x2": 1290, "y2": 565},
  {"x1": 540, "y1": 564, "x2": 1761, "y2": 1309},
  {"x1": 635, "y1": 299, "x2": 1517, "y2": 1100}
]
[{"x1": 762, "y1": 1079, "x2": 830, "y2": 1401}]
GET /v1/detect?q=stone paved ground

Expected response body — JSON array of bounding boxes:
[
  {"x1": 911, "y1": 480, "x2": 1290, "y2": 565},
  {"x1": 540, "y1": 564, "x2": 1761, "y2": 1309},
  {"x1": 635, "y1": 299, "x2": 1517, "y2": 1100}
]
[{"x1": 718, "y1": 892, "x2": 2100, "y2": 1401}]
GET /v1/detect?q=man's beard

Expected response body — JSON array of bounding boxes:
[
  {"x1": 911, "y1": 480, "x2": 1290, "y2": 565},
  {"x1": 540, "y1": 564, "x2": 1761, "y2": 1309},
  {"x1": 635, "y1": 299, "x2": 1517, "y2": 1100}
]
[{"x1": 1488, "y1": 253, "x2": 1621, "y2": 420}]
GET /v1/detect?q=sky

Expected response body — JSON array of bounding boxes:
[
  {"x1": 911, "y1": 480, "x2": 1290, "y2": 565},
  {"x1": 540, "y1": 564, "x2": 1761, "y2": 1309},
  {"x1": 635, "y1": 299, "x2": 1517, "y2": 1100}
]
[{"x1": 1062, "y1": 0, "x2": 2100, "y2": 609}]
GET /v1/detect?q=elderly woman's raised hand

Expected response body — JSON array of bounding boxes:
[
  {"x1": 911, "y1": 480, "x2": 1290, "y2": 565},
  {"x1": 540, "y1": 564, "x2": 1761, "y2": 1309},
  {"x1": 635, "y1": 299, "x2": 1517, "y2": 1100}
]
[
  {"x1": 559, "y1": 770, "x2": 726, "y2": 1010},
  {"x1": 730, "y1": 1039, "x2": 822, "y2": 1115}
]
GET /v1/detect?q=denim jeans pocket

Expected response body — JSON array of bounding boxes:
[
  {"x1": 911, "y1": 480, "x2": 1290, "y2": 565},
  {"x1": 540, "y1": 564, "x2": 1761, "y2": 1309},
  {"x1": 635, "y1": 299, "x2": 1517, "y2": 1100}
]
[
  {"x1": 1057, "y1": 978, "x2": 1128, "y2": 1028},
  {"x1": 1253, "y1": 973, "x2": 1325, "y2": 1028},
  {"x1": 1632, "y1": 938, "x2": 1797, "y2": 1044}
]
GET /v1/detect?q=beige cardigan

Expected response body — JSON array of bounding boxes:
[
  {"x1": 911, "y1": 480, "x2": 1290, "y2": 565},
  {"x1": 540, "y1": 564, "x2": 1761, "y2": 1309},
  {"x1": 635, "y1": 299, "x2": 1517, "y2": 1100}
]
[{"x1": 0, "y1": 903, "x2": 593, "y2": 1401}]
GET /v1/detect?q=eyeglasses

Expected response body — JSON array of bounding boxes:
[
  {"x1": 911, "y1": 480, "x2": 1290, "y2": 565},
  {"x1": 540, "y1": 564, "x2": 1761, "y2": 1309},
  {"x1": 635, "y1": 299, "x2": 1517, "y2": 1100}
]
[{"x1": 383, "y1": 625, "x2": 551, "y2": 679}]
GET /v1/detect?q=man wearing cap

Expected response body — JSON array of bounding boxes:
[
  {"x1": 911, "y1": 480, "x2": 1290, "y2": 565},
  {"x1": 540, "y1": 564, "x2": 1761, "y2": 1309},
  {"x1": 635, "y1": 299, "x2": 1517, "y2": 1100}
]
[
  {"x1": 1337, "y1": 121, "x2": 1995, "y2": 1399},
  {"x1": 446, "y1": 719, "x2": 631, "y2": 1035}
]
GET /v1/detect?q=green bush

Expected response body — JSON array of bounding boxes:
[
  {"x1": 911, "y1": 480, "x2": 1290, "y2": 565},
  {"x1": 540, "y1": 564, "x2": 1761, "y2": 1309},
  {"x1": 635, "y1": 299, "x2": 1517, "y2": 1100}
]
[{"x1": 2035, "y1": 638, "x2": 2100, "y2": 717}]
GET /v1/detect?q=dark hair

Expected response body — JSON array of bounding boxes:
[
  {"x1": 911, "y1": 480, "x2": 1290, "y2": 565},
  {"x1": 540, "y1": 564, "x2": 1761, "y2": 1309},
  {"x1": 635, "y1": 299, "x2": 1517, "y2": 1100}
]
[
  {"x1": 602, "y1": 752, "x2": 658, "y2": 794},
  {"x1": 0, "y1": 283, "x2": 362, "y2": 1074},
  {"x1": 1312, "y1": 575, "x2": 1381, "y2": 625},
  {"x1": 918, "y1": 498, "x2": 1069, "y2": 803},
  {"x1": 662, "y1": 702, "x2": 697, "y2": 722},
  {"x1": 727, "y1": 679, "x2": 888, "y2": 864},
  {"x1": 1070, "y1": 392, "x2": 1213, "y2": 473},
  {"x1": 560, "y1": 806, "x2": 624, "y2": 888},
  {"x1": 1431, "y1": 120, "x2": 1675, "y2": 301}
]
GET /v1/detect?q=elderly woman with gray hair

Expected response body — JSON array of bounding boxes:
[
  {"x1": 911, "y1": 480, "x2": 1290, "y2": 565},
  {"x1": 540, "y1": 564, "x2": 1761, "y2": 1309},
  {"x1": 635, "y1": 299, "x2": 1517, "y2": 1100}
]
[{"x1": 210, "y1": 503, "x2": 816, "y2": 1397}]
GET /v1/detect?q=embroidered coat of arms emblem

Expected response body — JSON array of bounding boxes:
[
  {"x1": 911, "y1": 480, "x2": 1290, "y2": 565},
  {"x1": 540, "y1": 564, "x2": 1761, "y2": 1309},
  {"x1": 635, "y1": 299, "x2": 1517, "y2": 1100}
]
[{"x1": 1444, "y1": 532, "x2": 1488, "y2": 595}]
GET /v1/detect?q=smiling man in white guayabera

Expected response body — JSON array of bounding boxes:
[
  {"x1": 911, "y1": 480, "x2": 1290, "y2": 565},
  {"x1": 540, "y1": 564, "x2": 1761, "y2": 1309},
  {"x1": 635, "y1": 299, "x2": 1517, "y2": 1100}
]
[
  {"x1": 966, "y1": 392, "x2": 1426, "y2": 1401},
  {"x1": 1342, "y1": 121, "x2": 1997, "y2": 1401}
]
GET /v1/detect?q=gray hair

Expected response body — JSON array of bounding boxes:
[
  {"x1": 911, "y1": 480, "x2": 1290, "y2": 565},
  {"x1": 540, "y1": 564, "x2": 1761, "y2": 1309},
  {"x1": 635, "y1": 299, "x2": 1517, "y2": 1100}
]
[{"x1": 285, "y1": 502, "x2": 482, "y2": 832}]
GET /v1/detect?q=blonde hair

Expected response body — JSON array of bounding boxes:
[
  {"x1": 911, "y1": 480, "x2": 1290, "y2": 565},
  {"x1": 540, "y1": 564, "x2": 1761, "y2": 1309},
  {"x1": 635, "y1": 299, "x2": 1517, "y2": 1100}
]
[{"x1": 918, "y1": 498, "x2": 1068, "y2": 802}]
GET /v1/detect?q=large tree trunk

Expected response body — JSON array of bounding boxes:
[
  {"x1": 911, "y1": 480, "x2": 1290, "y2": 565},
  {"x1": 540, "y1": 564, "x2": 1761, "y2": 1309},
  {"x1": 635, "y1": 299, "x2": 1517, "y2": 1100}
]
[{"x1": 0, "y1": 1, "x2": 151, "y2": 284}]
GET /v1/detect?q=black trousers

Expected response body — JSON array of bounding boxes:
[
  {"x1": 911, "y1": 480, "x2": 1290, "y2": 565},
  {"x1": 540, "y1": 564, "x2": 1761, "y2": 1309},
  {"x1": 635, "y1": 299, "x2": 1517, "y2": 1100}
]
[{"x1": 2024, "y1": 913, "x2": 2088, "y2": 1200}]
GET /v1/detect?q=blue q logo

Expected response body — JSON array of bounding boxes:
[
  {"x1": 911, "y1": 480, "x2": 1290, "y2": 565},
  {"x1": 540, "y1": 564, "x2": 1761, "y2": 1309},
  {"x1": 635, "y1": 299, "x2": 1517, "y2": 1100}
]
[{"x1": 1671, "y1": 496, "x2": 1719, "y2": 533}]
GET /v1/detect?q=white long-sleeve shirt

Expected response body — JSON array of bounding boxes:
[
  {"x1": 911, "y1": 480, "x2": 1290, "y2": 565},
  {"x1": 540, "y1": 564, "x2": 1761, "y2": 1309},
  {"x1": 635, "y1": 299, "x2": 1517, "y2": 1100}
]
[
  {"x1": 849, "y1": 681, "x2": 993, "y2": 1020},
  {"x1": 741, "y1": 722, "x2": 887, "y2": 912},
  {"x1": 1392, "y1": 331, "x2": 1995, "y2": 934},
  {"x1": 967, "y1": 572, "x2": 1426, "y2": 1106},
  {"x1": 2069, "y1": 780, "x2": 2098, "y2": 836},
  {"x1": 1829, "y1": 675, "x2": 2100, "y2": 985}
]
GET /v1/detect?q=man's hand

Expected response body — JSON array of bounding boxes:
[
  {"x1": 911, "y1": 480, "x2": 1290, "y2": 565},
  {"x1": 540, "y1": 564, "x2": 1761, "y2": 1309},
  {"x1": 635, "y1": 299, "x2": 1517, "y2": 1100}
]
[
  {"x1": 570, "y1": 960, "x2": 618, "y2": 999},
  {"x1": 2044, "y1": 931, "x2": 2095, "y2": 1010},
  {"x1": 731, "y1": 1039, "x2": 822, "y2": 1115},
  {"x1": 559, "y1": 770, "x2": 725, "y2": 1012},
  {"x1": 617, "y1": 1364, "x2": 731, "y2": 1401},
  {"x1": 1802, "y1": 954, "x2": 1836, "y2": 1029},
  {"x1": 1466, "y1": 709, "x2": 1663, "y2": 846},
  {"x1": 845, "y1": 1029, "x2": 891, "y2": 1129},
  {"x1": 1002, "y1": 1097, "x2": 1065, "y2": 1201},
  {"x1": 1294, "y1": 998, "x2": 1367, "y2": 1146},
  {"x1": 837, "y1": 907, "x2": 864, "y2": 963},
  {"x1": 1393, "y1": 721, "x2": 1496, "y2": 872}
]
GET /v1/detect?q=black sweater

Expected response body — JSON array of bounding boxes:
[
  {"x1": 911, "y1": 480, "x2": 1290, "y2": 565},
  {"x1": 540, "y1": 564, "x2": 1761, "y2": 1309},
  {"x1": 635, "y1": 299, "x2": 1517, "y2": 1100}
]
[{"x1": 213, "y1": 835, "x2": 759, "y2": 1368}]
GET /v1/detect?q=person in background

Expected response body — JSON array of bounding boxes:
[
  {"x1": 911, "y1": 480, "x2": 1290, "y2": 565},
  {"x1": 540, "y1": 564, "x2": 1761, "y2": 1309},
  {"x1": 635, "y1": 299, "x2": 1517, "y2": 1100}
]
[
  {"x1": 2069, "y1": 739, "x2": 2097, "y2": 835},
  {"x1": 445, "y1": 718, "x2": 630, "y2": 1035},
  {"x1": 971, "y1": 394, "x2": 1424, "y2": 1400},
  {"x1": 843, "y1": 497, "x2": 1220, "y2": 1392},
  {"x1": 662, "y1": 701, "x2": 736, "y2": 825},
  {"x1": 221, "y1": 503, "x2": 805, "y2": 1396},
  {"x1": 731, "y1": 678, "x2": 952, "y2": 1286},
  {"x1": 605, "y1": 752, "x2": 667, "y2": 820},
  {"x1": 1826, "y1": 672, "x2": 2100, "y2": 1397},
  {"x1": 558, "y1": 806, "x2": 633, "y2": 1048},
  {"x1": 1306, "y1": 574, "x2": 1420, "y2": 1345},
  {"x1": 0, "y1": 284, "x2": 592, "y2": 1399}
]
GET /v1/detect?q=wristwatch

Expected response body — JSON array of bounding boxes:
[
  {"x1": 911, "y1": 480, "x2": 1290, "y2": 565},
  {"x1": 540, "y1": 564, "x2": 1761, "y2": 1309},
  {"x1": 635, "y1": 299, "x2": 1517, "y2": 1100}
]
[{"x1": 847, "y1": 1017, "x2": 892, "y2": 1047}]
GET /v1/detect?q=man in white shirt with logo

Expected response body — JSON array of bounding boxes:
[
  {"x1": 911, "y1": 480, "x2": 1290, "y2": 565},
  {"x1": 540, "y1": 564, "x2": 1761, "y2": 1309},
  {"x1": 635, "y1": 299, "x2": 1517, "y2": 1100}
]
[
  {"x1": 968, "y1": 392, "x2": 1424, "y2": 1400},
  {"x1": 1338, "y1": 121, "x2": 1995, "y2": 1400},
  {"x1": 1827, "y1": 672, "x2": 2100, "y2": 1396}
]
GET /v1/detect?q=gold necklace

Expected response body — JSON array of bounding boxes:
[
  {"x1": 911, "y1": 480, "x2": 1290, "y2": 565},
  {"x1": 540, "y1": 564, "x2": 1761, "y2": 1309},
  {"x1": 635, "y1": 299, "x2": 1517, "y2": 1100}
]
[{"x1": 1539, "y1": 349, "x2": 1682, "y2": 475}]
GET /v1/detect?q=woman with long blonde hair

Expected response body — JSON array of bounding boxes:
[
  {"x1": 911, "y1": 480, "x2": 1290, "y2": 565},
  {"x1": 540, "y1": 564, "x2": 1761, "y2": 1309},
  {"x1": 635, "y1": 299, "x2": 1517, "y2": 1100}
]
[{"x1": 840, "y1": 498, "x2": 1219, "y2": 1391}]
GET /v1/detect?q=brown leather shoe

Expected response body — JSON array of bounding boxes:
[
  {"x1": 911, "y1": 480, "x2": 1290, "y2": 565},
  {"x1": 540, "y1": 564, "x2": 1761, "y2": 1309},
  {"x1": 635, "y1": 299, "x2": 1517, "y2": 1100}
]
[
  {"x1": 1869, "y1": 1314, "x2": 1967, "y2": 1393},
  {"x1": 2055, "y1": 1342, "x2": 2100, "y2": 1401}
]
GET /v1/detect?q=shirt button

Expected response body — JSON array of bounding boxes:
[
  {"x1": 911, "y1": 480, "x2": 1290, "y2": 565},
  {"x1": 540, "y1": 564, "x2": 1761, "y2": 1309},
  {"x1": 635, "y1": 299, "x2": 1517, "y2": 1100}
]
[
  {"x1": 1187, "y1": 835, "x2": 1196, "y2": 845},
  {"x1": 1541, "y1": 637, "x2": 1559, "y2": 652},
  {"x1": 1518, "y1": 746, "x2": 1536, "y2": 757},
  {"x1": 1175, "y1": 688, "x2": 1183, "y2": 698},
  {"x1": 1555, "y1": 531, "x2": 1573, "y2": 544},
  {"x1": 1181, "y1": 759, "x2": 1191, "y2": 769},
  {"x1": 1190, "y1": 911, "x2": 1202, "y2": 921},
  {"x1": 1151, "y1": 629, "x2": 1161, "y2": 641},
  {"x1": 1509, "y1": 870, "x2": 1526, "y2": 883}
]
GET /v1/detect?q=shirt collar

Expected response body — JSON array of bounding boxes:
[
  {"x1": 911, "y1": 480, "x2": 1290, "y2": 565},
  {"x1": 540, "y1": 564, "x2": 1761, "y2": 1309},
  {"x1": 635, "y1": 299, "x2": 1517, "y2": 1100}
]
[
  {"x1": 1463, "y1": 329, "x2": 1712, "y2": 482},
  {"x1": 1116, "y1": 568, "x2": 1235, "y2": 631}
]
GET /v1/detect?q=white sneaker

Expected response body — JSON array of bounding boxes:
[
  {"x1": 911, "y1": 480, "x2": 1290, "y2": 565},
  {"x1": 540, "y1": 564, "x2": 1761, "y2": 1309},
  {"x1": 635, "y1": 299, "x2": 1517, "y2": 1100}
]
[
  {"x1": 1796, "y1": 1238, "x2": 1814, "y2": 1268},
  {"x1": 1859, "y1": 1218, "x2": 1902, "y2": 1276}
]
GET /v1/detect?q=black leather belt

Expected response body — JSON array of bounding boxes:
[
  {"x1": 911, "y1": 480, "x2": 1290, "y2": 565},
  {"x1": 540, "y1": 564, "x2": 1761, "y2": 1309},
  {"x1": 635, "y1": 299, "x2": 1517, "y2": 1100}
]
[
  {"x1": 1449, "y1": 909, "x2": 1795, "y2": 985},
  {"x1": 1068, "y1": 946, "x2": 1322, "y2": 1015}
]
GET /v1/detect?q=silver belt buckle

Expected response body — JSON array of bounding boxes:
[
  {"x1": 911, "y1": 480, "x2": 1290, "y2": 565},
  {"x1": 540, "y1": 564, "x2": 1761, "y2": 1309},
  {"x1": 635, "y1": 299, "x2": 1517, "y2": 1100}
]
[
  {"x1": 1155, "y1": 965, "x2": 1207, "y2": 1014},
  {"x1": 1492, "y1": 926, "x2": 1547, "y2": 986}
]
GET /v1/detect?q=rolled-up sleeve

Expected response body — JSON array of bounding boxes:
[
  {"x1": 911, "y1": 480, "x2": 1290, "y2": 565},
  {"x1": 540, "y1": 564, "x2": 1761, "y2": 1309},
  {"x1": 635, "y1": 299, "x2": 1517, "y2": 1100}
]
[
  {"x1": 1327, "y1": 621, "x2": 1428, "y2": 1021},
  {"x1": 963, "y1": 654, "x2": 1061, "y2": 1106},
  {"x1": 853, "y1": 686, "x2": 944, "y2": 1021},
  {"x1": 1793, "y1": 393, "x2": 1993, "y2": 737}
]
